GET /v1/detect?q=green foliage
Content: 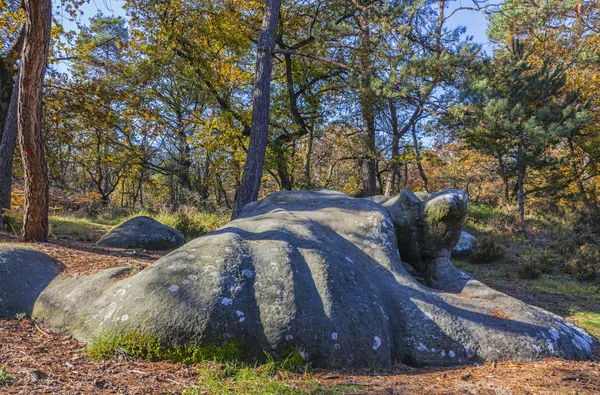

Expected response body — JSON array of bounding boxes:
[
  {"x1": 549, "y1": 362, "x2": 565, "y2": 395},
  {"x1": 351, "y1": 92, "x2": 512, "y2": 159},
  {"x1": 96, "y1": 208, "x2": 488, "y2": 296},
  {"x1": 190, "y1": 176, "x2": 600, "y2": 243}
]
[
  {"x1": 518, "y1": 262, "x2": 542, "y2": 280},
  {"x1": 468, "y1": 203, "x2": 504, "y2": 225},
  {"x1": 184, "y1": 356, "x2": 350, "y2": 395},
  {"x1": 279, "y1": 350, "x2": 309, "y2": 372},
  {"x1": 87, "y1": 332, "x2": 240, "y2": 364},
  {"x1": 565, "y1": 244, "x2": 600, "y2": 282},
  {"x1": 569, "y1": 311, "x2": 600, "y2": 339},
  {"x1": 571, "y1": 208, "x2": 600, "y2": 247},
  {"x1": 49, "y1": 216, "x2": 112, "y2": 242},
  {"x1": 468, "y1": 236, "x2": 506, "y2": 264},
  {"x1": 154, "y1": 207, "x2": 229, "y2": 241},
  {"x1": 0, "y1": 366, "x2": 11, "y2": 386},
  {"x1": 521, "y1": 247, "x2": 559, "y2": 275}
]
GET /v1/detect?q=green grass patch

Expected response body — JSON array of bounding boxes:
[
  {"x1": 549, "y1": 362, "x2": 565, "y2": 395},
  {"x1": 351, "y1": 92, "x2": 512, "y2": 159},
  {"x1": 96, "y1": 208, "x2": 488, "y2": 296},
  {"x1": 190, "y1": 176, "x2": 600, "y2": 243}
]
[
  {"x1": 568, "y1": 311, "x2": 600, "y2": 339},
  {"x1": 527, "y1": 277, "x2": 600, "y2": 301},
  {"x1": 153, "y1": 210, "x2": 229, "y2": 241},
  {"x1": 49, "y1": 216, "x2": 112, "y2": 242},
  {"x1": 87, "y1": 332, "x2": 240, "y2": 364},
  {"x1": 184, "y1": 356, "x2": 355, "y2": 395},
  {"x1": 0, "y1": 366, "x2": 12, "y2": 386},
  {"x1": 88, "y1": 333, "x2": 355, "y2": 394},
  {"x1": 43, "y1": 208, "x2": 229, "y2": 243}
]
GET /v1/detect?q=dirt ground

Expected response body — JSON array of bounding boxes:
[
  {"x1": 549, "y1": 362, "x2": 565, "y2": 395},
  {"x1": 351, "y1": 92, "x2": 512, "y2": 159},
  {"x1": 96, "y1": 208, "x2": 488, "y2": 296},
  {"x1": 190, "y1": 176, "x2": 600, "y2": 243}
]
[{"x1": 1, "y1": 235, "x2": 599, "y2": 394}]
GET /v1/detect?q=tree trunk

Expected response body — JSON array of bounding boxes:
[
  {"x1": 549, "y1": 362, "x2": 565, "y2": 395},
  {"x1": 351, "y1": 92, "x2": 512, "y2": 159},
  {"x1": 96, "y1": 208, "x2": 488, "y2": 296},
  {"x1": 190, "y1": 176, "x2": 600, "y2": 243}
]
[
  {"x1": 177, "y1": 129, "x2": 192, "y2": 192},
  {"x1": 411, "y1": 124, "x2": 429, "y2": 193},
  {"x1": 0, "y1": 61, "x2": 15, "y2": 139},
  {"x1": 568, "y1": 136, "x2": 594, "y2": 210},
  {"x1": 0, "y1": 70, "x2": 19, "y2": 214},
  {"x1": 274, "y1": 144, "x2": 292, "y2": 191},
  {"x1": 497, "y1": 153, "x2": 510, "y2": 204},
  {"x1": 517, "y1": 165, "x2": 526, "y2": 224},
  {"x1": 385, "y1": 99, "x2": 400, "y2": 196},
  {"x1": 358, "y1": 10, "x2": 377, "y2": 196},
  {"x1": 232, "y1": 0, "x2": 282, "y2": 219},
  {"x1": 303, "y1": 129, "x2": 313, "y2": 187},
  {"x1": 18, "y1": 0, "x2": 52, "y2": 242}
]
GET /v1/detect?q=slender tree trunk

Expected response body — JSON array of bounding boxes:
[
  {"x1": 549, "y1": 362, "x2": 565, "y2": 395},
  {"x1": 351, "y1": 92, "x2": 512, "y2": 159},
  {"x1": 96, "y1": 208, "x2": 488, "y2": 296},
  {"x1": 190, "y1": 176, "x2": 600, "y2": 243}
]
[
  {"x1": 517, "y1": 165, "x2": 526, "y2": 224},
  {"x1": 18, "y1": 0, "x2": 52, "y2": 241},
  {"x1": 0, "y1": 61, "x2": 15, "y2": 138},
  {"x1": 274, "y1": 145, "x2": 292, "y2": 190},
  {"x1": 232, "y1": 0, "x2": 282, "y2": 219},
  {"x1": 411, "y1": 124, "x2": 429, "y2": 193},
  {"x1": 385, "y1": 99, "x2": 400, "y2": 196},
  {"x1": 497, "y1": 153, "x2": 510, "y2": 204},
  {"x1": 0, "y1": 70, "x2": 19, "y2": 214},
  {"x1": 568, "y1": 136, "x2": 594, "y2": 210},
  {"x1": 303, "y1": 129, "x2": 313, "y2": 187},
  {"x1": 358, "y1": 10, "x2": 377, "y2": 196},
  {"x1": 138, "y1": 171, "x2": 144, "y2": 208}
]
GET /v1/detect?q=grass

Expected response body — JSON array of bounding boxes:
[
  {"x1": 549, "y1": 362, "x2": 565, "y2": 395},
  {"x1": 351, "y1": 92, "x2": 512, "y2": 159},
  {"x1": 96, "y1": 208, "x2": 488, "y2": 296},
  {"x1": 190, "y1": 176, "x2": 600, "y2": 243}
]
[
  {"x1": 569, "y1": 311, "x2": 600, "y2": 339},
  {"x1": 49, "y1": 216, "x2": 112, "y2": 242},
  {"x1": 0, "y1": 367, "x2": 12, "y2": 386},
  {"x1": 528, "y1": 277, "x2": 600, "y2": 302},
  {"x1": 184, "y1": 357, "x2": 357, "y2": 395},
  {"x1": 87, "y1": 332, "x2": 241, "y2": 364},
  {"x1": 3, "y1": 207, "x2": 229, "y2": 243},
  {"x1": 457, "y1": 202, "x2": 600, "y2": 339},
  {"x1": 88, "y1": 332, "x2": 356, "y2": 394}
]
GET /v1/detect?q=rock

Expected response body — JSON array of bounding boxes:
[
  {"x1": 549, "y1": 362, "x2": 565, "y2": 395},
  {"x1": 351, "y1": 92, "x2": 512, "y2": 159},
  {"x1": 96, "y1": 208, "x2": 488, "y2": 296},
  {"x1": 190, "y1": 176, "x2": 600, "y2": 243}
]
[
  {"x1": 97, "y1": 216, "x2": 185, "y2": 250},
  {"x1": 413, "y1": 191, "x2": 431, "y2": 202},
  {"x1": 33, "y1": 190, "x2": 597, "y2": 368},
  {"x1": 0, "y1": 246, "x2": 60, "y2": 318},
  {"x1": 452, "y1": 232, "x2": 478, "y2": 259},
  {"x1": 374, "y1": 189, "x2": 469, "y2": 291}
]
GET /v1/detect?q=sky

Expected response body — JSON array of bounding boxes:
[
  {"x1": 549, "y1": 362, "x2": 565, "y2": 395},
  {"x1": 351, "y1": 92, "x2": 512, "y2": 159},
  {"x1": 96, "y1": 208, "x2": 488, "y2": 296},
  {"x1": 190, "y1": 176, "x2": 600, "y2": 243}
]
[{"x1": 54, "y1": 0, "x2": 493, "y2": 45}]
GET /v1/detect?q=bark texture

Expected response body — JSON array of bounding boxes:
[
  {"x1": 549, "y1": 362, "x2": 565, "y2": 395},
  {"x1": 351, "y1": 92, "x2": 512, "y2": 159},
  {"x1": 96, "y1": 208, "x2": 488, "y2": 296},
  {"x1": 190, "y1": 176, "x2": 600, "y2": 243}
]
[
  {"x1": 232, "y1": 0, "x2": 282, "y2": 218},
  {"x1": 18, "y1": 0, "x2": 52, "y2": 241},
  {"x1": 358, "y1": 9, "x2": 378, "y2": 196},
  {"x1": 0, "y1": 71, "x2": 19, "y2": 214}
]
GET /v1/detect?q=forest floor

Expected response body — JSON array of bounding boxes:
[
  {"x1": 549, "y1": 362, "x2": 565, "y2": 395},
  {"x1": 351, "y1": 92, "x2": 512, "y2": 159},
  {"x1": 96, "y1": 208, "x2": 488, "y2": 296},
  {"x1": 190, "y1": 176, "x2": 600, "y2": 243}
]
[{"x1": 1, "y1": 216, "x2": 600, "y2": 394}]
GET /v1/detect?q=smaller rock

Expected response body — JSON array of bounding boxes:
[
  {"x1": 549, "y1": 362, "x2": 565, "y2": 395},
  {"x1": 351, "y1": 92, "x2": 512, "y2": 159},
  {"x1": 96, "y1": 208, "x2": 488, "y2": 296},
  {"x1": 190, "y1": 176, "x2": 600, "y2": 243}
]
[
  {"x1": 0, "y1": 246, "x2": 60, "y2": 318},
  {"x1": 97, "y1": 216, "x2": 186, "y2": 250},
  {"x1": 452, "y1": 231, "x2": 478, "y2": 259}
]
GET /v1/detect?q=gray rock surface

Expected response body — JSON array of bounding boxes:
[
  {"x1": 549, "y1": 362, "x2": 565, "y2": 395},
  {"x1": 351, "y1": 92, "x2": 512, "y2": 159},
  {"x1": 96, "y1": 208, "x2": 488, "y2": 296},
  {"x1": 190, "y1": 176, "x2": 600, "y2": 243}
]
[
  {"x1": 0, "y1": 246, "x2": 60, "y2": 318},
  {"x1": 33, "y1": 190, "x2": 597, "y2": 368},
  {"x1": 97, "y1": 216, "x2": 185, "y2": 250},
  {"x1": 452, "y1": 231, "x2": 478, "y2": 259},
  {"x1": 374, "y1": 189, "x2": 469, "y2": 292}
]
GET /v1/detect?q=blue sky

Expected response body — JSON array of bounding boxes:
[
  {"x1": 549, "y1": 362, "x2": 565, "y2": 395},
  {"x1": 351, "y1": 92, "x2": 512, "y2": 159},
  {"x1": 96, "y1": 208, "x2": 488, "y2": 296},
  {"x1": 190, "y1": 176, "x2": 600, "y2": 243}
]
[{"x1": 54, "y1": 0, "x2": 492, "y2": 46}]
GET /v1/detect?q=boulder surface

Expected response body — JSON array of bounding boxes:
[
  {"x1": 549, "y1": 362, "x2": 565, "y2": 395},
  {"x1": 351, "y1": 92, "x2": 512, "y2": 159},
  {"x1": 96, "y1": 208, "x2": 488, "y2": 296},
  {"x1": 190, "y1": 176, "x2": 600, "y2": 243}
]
[
  {"x1": 97, "y1": 216, "x2": 185, "y2": 250},
  {"x1": 33, "y1": 190, "x2": 597, "y2": 368},
  {"x1": 452, "y1": 231, "x2": 478, "y2": 259},
  {"x1": 0, "y1": 246, "x2": 60, "y2": 318}
]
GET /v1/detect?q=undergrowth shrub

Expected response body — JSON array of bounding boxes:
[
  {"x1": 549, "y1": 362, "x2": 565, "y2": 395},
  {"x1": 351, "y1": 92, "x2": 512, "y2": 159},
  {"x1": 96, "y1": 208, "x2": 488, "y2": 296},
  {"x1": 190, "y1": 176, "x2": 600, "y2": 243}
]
[
  {"x1": 521, "y1": 247, "x2": 558, "y2": 275},
  {"x1": 518, "y1": 262, "x2": 542, "y2": 280},
  {"x1": 565, "y1": 244, "x2": 600, "y2": 282},
  {"x1": 571, "y1": 208, "x2": 600, "y2": 247},
  {"x1": 160, "y1": 206, "x2": 229, "y2": 240},
  {"x1": 468, "y1": 236, "x2": 506, "y2": 264}
]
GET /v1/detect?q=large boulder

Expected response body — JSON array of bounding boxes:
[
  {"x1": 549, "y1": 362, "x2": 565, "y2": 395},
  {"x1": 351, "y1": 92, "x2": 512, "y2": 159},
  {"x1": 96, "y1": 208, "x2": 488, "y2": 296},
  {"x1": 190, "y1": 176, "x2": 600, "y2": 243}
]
[
  {"x1": 33, "y1": 190, "x2": 597, "y2": 368},
  {"x1": 452, "y1": 231, "x2": 478, "y2": 259},
  {"x1": 0, "y1": 246, "x2": 60, "y2": 318},
  {"x1": 97, "y1": 216, "x2": 185, "y2": 250}
]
